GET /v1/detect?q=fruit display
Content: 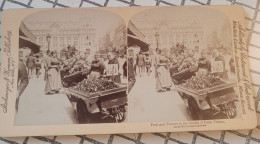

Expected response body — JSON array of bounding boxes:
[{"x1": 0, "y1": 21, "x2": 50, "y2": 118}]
[
  {"x1": 64, "y1": 64, "x2": 89, "y2": 79},
  {"x1": 175, "y1": 57, "x2": 197, "y2": 73},
  {"x1": 177, "y1": 62, "x2": 192, "y2": 72},
  {"x1": 72, "y1": 78, "x2": 119, "y2": 93},
  {"x1": 69, "y1": 64, "x2": 84, "y2": 74},
  {"x1": 182, "y1": 74, "x2": 224, "y2": 89}
]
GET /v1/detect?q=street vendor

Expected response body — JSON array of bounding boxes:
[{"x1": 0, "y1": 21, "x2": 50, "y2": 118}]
[
  {"x1": 212, "y1": 49, "x2": 228, "y2": 79},
  {"x1": 90, "y1": 52, "x2": 105, "y2": 78},
  {"x1": 197, "y1": 49, "x2": 211, "y2": 75},
  {"x1": 107, "y1": 51, "x2": 121, "y2": 83}
]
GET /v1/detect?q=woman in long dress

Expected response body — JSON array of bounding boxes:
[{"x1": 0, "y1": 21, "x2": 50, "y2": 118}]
[
  {"x1": 156, "y1": 50, "x2": 172, "y2": 92},
  {"x1": 45, "y1": 50, "x2": 62, "y2": 94}
]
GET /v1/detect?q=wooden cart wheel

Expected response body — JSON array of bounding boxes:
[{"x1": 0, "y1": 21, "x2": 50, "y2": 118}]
[
  {"x1": 76, "y1": 100, "x2": 91, "y2": 124},
  {"x1": 188, "y1": 97, "x2": 202, "y2": 120},
  {"x1": 114, "y1": 111, "x2": 126, "y2": 123},
  {"x1": 225, "y1": 102, "x2": 237, "y2": 119},
  {"x1": 114, "y1": 107, "x2": 126, "y2": 123}
]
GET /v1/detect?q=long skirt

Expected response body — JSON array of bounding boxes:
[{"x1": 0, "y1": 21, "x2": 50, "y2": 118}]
[
  {"x1": 156, "y1": 66, "x2": 172, "y2": 91},
  {"x1": 45, "y1": 68, "x2": 62, "y2": 93}
]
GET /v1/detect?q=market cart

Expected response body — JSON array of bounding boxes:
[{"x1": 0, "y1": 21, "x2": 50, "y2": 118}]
[
  {"x1": 64, "y1": 83, "x2": 127, "y2": 124},
  {"x1": 175, "y1": 80, "x2": 237, "y2": 120},
  {"x1": 171, "y1": 69, "x2": 196, "y2": 100}
]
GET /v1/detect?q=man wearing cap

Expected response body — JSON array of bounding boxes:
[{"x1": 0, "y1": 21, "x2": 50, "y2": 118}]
[{"x1": 107, "y1": 51, "x2": 121, "y2": 83}]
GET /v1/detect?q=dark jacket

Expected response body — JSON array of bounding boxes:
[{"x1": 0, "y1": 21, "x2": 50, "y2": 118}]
[
  {"x1": 18, "y1": 60, "x2": 29, "y2": 96},
  {"x1": 91, "y1": 59, "x2": 105, "y2": 75},
  {"x1": 123, "y1": 61, "x2": 127, "y2": 77},
  {"x1": 137, "y1": 54, "x2": 145, "y2": 66},
  {"x1": 128, "y1": 58, "x2": 136, "y2": 92},
  {"x1": 26, "y1": 56, "x2": 36, "y2": 68},
  {"x1": 35, "y1": 58, "x2": 42, "y2": 69},
  {"x1": 198, "y1": 57, "x2": 211, "y2": 72}
]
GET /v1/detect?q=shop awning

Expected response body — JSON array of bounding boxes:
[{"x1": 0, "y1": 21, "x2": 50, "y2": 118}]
[
  {"x1": 19, "y1": 36, "x2": 40, "y2": 53},
  {"x1": 127, "y1": 20, "x2": 149, "y2": 52},
  {"x1": 19, "y1": 21, "x2": 37, "y2": 43},
  {"x1": 127, "y1": 34, "x2": 149, "y2": 52},
  {"x1": 128, "y1": 21, "x2": 145, "y2": 39}
]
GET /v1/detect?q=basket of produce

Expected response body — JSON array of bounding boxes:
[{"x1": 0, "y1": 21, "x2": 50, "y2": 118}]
[{"x1": 176, "y1": 74, "x2": 236, "y2": 96}]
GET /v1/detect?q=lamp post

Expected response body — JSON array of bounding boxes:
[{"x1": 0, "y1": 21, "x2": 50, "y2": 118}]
[
  {"x1": 46, "y1": 34, "x2": 51, "y2": 51},
  {"x1": 155, "y1": 32, "x2": 159, "y2": 49}
]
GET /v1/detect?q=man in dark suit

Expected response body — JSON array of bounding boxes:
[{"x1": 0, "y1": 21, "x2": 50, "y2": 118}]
[
  {"x1": 127, "y1": 49, "x2": 136, "y2": 93},
  {"x1": 16, "y1": 55, "x2": 29, "y2": 112}
]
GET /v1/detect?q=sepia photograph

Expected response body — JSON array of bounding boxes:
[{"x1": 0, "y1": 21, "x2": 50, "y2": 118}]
[
  {"x1": 127, "y1": 7, "x2": 241, "y2": 122},
  {"x1": 15, "y1": 9, "x2": 127, "y2": 125},
  {"x1": 0, "y1": 6, "x2": 257, "y2": 137}
]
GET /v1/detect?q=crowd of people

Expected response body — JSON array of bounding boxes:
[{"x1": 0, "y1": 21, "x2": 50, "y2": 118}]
[
  {"x1": 127, "y1": 44, "x2": 235, "y2": 93},
  {"x1": 16, "y1": 45, "x2": 127, "y2": 111},
  {"x1": 16, "y1": 43, "x2": 235, "y2": 111}
]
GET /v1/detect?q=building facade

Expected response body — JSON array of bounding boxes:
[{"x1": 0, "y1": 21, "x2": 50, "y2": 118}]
[
  {"x1": 133, "y1": 17, "x2": 206, "y2": 52},
  {"x1": 24, "y1": 21, "x2": 97, "y2": 53}
]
